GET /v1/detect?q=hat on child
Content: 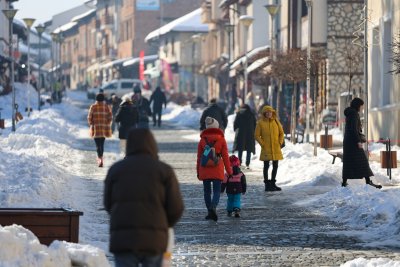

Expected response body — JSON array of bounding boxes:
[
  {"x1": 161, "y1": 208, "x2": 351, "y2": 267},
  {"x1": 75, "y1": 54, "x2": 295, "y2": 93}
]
[
  {"x1": 205, "y1": 117, "x2": 219, "y2": 129},
  {"x1": 229, "y1": 155, "x2": 241, "y2": 167}
]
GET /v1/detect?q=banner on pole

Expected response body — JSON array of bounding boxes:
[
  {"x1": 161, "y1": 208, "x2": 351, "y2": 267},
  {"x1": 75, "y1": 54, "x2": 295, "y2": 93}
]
[{"x1": 139, "y1": 50, "x2": 145, "y2": 81}]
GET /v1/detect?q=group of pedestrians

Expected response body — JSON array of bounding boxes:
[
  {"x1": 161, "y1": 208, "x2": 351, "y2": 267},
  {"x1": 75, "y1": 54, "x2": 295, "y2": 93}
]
[{"x1": 87, "y1": 86, "x2": 168, "y2": 167}]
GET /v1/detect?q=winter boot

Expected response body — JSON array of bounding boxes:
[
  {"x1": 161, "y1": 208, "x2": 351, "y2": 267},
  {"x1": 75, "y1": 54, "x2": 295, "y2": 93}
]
[
  {"x1": 205, "y1": 209, "x2": 212, "y2": 220},
  {"x1": 98, "y1": 157, "x2": 104, "y2": 167},
  {"x1": 271, "y1": 180, "x2": 282, "y2": 191},
  {"x1": 341, "y1": 179, "x2": 348, "y2": 187},
  {"x1": 264, "y1": 180, "x2": 272, "y2": 192},
  {"x1": 209, "y1": 207, "x2": 218, "y2": 222},
  {"x1": 227, "y1": 211, "x2": 232, "y2": 217},
  {"x1": 366, "y1": 177, "x2": 382, "y2": 189},
  {"x1": 233, "y1": 208, "x2": 241, "y2": 218}
]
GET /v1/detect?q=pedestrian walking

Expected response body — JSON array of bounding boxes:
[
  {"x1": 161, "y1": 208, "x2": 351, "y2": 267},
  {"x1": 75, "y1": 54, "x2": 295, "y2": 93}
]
[
  {"x1": 115, "y1": 95, "x2": 139, "y2": 155},
  {"x1": 197, "y1": 117, "x2": 232, "y2": 222},
  {"x1": 149, "y1": 86, "x2": 167, "y2": 127},
  {"x1": 87, "y1": 93, "x2": 112, "y2": 167},
  {"x1": 132, "y1": 86, "x2": 152, "y2": 129},
  {"x1": 221, "y1": 155, "x2": 247, "y2": 218},
  {"x1": 199, "y1": 98, "x2": 228, "y2": 131},
  {"x1": 342, "y1": 97, "x2": 382, "y2": 189},
  {"x1": 255, "y1": 105, "x2": 285, "y2": 192},
  {"x1": 110, "y1": 94, "x2": 122, "y2": 133},
  {"x1": 233, "y1": 104, "x2": 256, "y2": 168},
  {"x1": 104, "y1": 128, "x2": 184, "y2": 267}
]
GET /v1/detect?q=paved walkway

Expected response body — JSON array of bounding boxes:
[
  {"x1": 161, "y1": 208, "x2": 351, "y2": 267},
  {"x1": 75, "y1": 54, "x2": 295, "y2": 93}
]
[{"x1": 72, "y1": 102, "x2": 400, "y2": 266}]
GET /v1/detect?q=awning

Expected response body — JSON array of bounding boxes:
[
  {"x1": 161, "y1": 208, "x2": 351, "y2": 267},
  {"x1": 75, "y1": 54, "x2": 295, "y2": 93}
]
[
  {"x1": 101, "y1": 57, "x2": 132, "y2": 69},
  {"x1": 87, "y1": 62, "x2": 101, "y2": 72},
  {"x1": 230, "y1": 45, "x2": 270, "y2": 70},
  {"x1": 247, "y1": 57, "x2": 270, "y2": 74},
  {"x1": 122, "y1": 55, "x2": 158, "y2": 67}
]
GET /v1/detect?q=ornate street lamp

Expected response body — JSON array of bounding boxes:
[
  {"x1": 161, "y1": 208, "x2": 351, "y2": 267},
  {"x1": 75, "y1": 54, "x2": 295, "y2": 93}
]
[
  {"x1": 2, "y1": 8, "x2": 18, "y2": 131},
  {"x1": 23, "y1": 18, "x2": 36, "y2": 117},
  {"x1": 305, "y1": 0, "x2": 313, "y2": 143},
  {"x1": 35, "y1": 24, "x2": 46, "y2": 110},
  {"x1": 239, "y1": 15, "x2": 254, "y2": 103},
  {"x1": 224, "y1": 23, "x2": 235, "y2": 102},
  {"x1": 264, "y1": 4, "x2": 280, "y2": 107}
]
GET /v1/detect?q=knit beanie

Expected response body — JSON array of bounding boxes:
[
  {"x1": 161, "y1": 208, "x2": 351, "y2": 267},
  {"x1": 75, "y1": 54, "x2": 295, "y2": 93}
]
[
  {"x1": 229, "y1": 155, "x2": 241, "y2": 167},
  {"x1": 205, "y1": 117, "x2": 219, "y2": 129}
]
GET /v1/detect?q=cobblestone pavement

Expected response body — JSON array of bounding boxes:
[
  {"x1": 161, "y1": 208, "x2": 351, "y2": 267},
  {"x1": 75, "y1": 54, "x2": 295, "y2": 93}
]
[{"x1": 74, "y1": 112, "x2": 400, "y2": 266}]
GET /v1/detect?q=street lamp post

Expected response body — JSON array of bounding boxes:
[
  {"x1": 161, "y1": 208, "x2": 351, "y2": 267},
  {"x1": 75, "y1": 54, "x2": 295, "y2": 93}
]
[
  {"x1": 264, "y1": 4, "x2": 280, "y2": 107},
  {"x1": 239, "y1": 15, "x2": 254, "y2": 103},
  {"x1": 51, "y1": 33, "x2": 59, "y2": 102},
  {"x1": 191, "y1": 34, "x2": 202, "y2": 98},
  {"x1": 305, "y1": 0, "x2": 313, "y2": 143},
  {"x1": 23, "y1": 18, "x2": 36, "y2": 117},
  {"x1": 2, "y1": 8, "x2": 18, "y2": 132},
  {"x1": 35, "y1": 24, "x2": 46, "y2": 111},
  {"x1": 224, "y1": 23, "x2": 235, "y2": 102}
]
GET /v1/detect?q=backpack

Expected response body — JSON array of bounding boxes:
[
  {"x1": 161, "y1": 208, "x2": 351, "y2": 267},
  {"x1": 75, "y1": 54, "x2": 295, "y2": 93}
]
[{"x1": 200, "y1": 137, "x2": 221, "y2": 167}]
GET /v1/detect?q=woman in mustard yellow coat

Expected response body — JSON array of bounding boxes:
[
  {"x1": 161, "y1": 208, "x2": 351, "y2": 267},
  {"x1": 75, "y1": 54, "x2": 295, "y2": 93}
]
[{"x1": 254, "y1": 105, "x2": 284, "y2": 191}]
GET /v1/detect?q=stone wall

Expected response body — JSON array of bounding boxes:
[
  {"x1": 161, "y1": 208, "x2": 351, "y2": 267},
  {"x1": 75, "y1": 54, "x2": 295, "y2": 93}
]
[{"x1": 326, "y1": 0, "x2": 364, "y2": 107}]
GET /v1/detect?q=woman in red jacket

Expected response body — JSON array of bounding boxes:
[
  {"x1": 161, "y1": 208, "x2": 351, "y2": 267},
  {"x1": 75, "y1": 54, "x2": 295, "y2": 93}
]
[{"x1": 197, "y1": 117, "x2": 232, "y2": 222}]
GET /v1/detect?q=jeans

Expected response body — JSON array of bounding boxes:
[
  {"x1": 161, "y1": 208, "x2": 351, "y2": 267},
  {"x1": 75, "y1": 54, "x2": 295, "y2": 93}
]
[
  {"x1": 94, "y1": 137, "x2": 105, "y2": 157},
  {"x1": 263, "y1": 160, "x2": 279, "y2": 182},
  {"x1": 114, "y1": 252, "x2": 163, "y2": 267},
  {"x1": 238, "y1": 150, "x2": 251, "y2": 166},
  {"x1": 203, "y1": 179, "x2": 221, "y2": 210},
  {"x1": 226, "y1": 193, "x2": 241, "y2": 212}
]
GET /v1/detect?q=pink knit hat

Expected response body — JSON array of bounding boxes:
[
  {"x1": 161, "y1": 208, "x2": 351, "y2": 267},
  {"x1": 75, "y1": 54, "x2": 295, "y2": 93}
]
[{"x1": 229, "y1": 155, "x2": 240, "y2": 167}]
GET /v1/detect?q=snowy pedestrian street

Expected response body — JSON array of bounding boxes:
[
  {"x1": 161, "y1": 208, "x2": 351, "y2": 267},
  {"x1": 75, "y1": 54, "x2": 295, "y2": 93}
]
[{"x1": 147, "y1": 125, "x2": 400, "y2": 266}]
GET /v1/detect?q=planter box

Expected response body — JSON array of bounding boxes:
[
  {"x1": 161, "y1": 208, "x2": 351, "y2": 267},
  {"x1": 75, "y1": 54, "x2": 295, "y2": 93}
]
[
  {"x1": 380, "y1": 151, "x2": 398, "y2": 169},
  {"x1": 320, "y1": 134, "x2": 333, "y2": 149},
  {"x1": 0, "y1": 208, "x2": 83, "y2": 245}
]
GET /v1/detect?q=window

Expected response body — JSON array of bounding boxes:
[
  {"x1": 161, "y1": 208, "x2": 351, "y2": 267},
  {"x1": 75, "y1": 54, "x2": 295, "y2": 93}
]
[
  {"x1": 103, "y1": 82, "x2": 117, "y2": 90},
  {"x1": 121, "y1": 82, "x2": 133, "y2": 89}
]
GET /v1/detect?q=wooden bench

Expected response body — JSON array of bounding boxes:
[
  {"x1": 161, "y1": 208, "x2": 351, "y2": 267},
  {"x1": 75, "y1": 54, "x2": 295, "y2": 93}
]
[
  {"x1": 328, "y1": 150, "x2": 343, "y2": 164},
  {"x1": 0, "y1": 208, "x2": 83, "y2": 245}
]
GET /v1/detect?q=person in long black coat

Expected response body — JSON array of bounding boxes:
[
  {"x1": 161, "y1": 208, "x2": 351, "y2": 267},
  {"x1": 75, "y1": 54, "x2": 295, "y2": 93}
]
[
  {"x1": 233, "y1": 104, "x2": 256, "y2": 168},
  {"x1": 199, "y1": 98, "x2": 228, "y2": 131},
  {"x1": 132, "y1": 86, "x2": 152, "y2": 129},
  {"x1": 342, "y1": 97, "x2": 381, "y2": 188},
  {"x1": 149, "y1": 86, "x2": 167, "y2": 127},
  {"x1": 115, "y1": 96, "x2": 139, "y2": 155}
]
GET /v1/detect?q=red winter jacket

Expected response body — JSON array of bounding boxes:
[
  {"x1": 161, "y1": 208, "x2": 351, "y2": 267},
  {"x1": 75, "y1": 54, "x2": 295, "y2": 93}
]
[{"x1": 197, "y1": 128, "x2": 232, "y2": 181}]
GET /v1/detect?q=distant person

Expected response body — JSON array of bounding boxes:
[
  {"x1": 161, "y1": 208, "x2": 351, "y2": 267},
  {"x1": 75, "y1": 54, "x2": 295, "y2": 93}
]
[
  {"x1": 132, "y1": 86, "x2": 152, "y2": 129},
  {"x1": 199, "y1": 98, "x2": 228, "y2": 131},
  {"x1": 221, "y1": 155, "x2": 247, "y2": 218},
  {"x1": 342, "y1": 97, "x2": 381, "y2": 189},
  {"x1": 110, "y1": 94, "x2": 122, "y2": 133},
  {"x1": 197, "y1": 117, "x2": 232, "y2": 221},
  {"x1": 233, "y1": 104, "x2": 256, "y2": 168},
  {"x1": 115, "y1": 95, "x2": 138, "y2": 155},
  {"x1": 104, "y1": 128, "x2": 184, "y2": 267},
  {"x1": 254, "y1": 106, "x2": 285, "y2": 192},
  {"x1": 87, "y1": 93, "x2": 112, "y2": 167},
  {"x1": 149, "y1": 86, "x2": 167, "y2": 127}
]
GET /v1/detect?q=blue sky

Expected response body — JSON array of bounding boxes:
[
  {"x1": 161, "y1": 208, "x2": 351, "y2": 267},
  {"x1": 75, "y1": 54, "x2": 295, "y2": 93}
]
[{"x1": 14, "y1": 0, "x2": 86, "y2": 25}]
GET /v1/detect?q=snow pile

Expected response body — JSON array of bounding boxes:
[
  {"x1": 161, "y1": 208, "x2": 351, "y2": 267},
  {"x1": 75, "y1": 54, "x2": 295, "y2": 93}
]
[
  {"x1": 0, "y1": 224, "x2": 110, "y2": 267},
  {"x1": 341, "y1": 257, "x2": 400, "y2": 267},
  {"x1": 163, "y1": 102, "x2": 201, "y2": 128}
]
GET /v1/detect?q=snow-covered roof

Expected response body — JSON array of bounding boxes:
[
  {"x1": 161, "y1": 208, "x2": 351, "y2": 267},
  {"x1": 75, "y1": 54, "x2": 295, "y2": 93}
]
[
  {"x1": 247, "y1": 57, "x2": 270, "y2": 74},
  {"x1": 17, "y1": 42, "x2": 39, "y2": 56},
  {"x1": 71, "y1": 9, "x2": 96, "y2": 22},
  {"x1": 52, "y1": 21, "x2": 78, "y2": 34},
  {"x1": 101, "y1": 57, "x2": 133, "y2": 69},
  {"x1": 122, "y1": 54, "x2": 158, "y2": 67},
  {"x1": 145, "y1": 8, "x2": 208, "y2": 42},
  {"x1": 230, "y1": 45, "x2": 270, "y2": 70}
]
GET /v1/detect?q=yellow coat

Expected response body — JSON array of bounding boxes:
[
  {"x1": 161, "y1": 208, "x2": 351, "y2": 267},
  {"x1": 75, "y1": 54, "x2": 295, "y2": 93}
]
[{"x1": 255, "y1": 106, "x2": 284, "y2": 161}]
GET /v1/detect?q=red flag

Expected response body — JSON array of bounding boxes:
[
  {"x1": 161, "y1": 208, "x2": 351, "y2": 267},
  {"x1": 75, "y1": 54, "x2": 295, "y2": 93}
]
[{"x1": 139, "y1": 50, "x2": 145, "y2": 81}]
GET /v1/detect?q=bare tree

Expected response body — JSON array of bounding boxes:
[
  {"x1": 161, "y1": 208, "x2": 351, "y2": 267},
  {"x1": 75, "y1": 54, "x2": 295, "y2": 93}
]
[{"x1": 389, "y1": 33, "x2": 400, "y2": 74}]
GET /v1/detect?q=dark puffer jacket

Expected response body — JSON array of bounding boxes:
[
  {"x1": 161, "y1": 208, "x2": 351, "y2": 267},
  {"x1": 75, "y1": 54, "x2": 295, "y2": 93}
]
[
  {"x1": 342, "y1": 107, "x2": 373, "y2": 179},
  {"x1": 115, "y1": 100, "x2": 138, "y2": 139},
  {"x1": 104, "y1": 128, "x2": 184, "y2": 256},
  {"x1": 199, "y1": 103, "x2": 228, "y2": 131}
]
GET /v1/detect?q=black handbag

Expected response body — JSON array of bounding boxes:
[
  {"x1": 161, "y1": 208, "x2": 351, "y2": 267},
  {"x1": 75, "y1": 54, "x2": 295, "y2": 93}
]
[{"x1": 281, "y1": 140, "x2": 286, "y2": 148}]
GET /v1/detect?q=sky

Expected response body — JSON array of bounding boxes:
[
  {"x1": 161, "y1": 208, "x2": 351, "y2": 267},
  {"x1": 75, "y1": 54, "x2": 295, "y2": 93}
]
[
  {"x1": 0, "y1": 86, "x2": 399, "y2": 266},
  {"x1": 13, "y1": 0, "x2": 87, "y2": 25}
]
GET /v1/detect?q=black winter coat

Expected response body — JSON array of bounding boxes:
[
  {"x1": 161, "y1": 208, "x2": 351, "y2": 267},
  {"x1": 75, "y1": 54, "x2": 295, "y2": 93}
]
[
  {"x1": 200, "y1": 103, "x2": 228, "y2": 131},
  {"x1": 233, "y1": 106, "x2": 256, "y2": 153},
  {"x1": 342, "y1": 107, "x2": 374, "y2": 179},
  {"x1": 150, "y1": 88, "x2": 167, "y2": 113},
  {"x1": 104, "y1": 129, "x2": 184, "y2": 256},
  {"x1": 135, "y1": 97, "x2": 152, "y2": 123},
  {"x1": 115, "y1": 101, "x2": 139, "y2": 139}
]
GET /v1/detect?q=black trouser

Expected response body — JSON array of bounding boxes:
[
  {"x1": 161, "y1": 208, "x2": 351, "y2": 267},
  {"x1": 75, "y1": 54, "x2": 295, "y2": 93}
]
[
  {"x1": 238, "y1": 150, "x2": 251, "y2": 166},
  {"x1": 152, "y1": 110, "x2": 162, "y2": 126},
  {"x1": 94, "y1": 137, "x2": 105, "y2": 158},
  {"x1": 263, "y1": 160, "x2": 279, "y2": 183}
]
